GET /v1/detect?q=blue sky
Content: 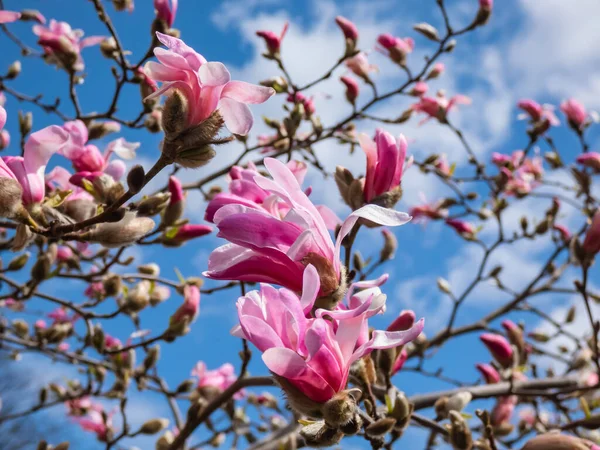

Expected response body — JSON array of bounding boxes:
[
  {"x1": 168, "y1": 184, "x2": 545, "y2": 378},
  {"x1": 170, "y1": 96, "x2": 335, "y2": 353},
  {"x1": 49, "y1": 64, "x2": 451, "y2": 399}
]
[{"x1": 2, "y1": 0, "x2": 600, "y2": 448}]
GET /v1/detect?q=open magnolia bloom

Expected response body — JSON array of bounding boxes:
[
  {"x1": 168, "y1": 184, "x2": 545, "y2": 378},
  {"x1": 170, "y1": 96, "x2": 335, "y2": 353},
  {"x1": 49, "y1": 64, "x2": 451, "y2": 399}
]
[
  {"x1": 204, "y1": 157, "x2": 411, "y2": 306},
  {"x1": 233, "y1": 265, "x2": 424, "y2": 417},
  {"x1": 145, "y1": 32, "x2": 275, "y2": 136}
]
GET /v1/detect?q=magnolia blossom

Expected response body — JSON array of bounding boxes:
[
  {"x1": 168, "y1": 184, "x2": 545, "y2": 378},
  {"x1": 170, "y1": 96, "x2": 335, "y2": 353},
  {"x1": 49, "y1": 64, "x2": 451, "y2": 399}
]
[
  {"x1": 493, "y1": 150, "x2": 543, "y2": 196},
  {"x1": 65, "y1": 396, "x2": 102, "y2": 416},
  {"x1": 410, "y1": 198, "x2": 449, "y2": 222},
  {"x1": 46, "y1": 166, "x2": 94, "y2": 203},
  {"x1": 411, "y1": 93, "x2": 471, "y2": 124},
  {"x1": 170, "y1": 285, "x2": 200, "y2": 327},
  {"x1": 33, "y1": 20, "x2": 105, "y2": 71},
  {"x1": 256, "y1": 22, "x2": 288, "y2": 55},
  {"x1": 205, "y1": 158, "x2": 411, "y2": 298},
  {"x1": 491, "y1": 395, "x2": 517, "y2": 426},
  {"x1": 480, "y1": 333, "x2": 513, "y2": 368},
  {"x1": 335, "y1": 16, "x2": 358, "y2": 42},
  {"x1": 517, "y1": 99, "x2": 560, "y2": 134},
  {"x1": 446, "y1": 219, "x2": 476, "y2": 237},
  {"x1": 553, "y1": 224, "x2": 571, "y2": 241},
  {"x1": 0, "y1": 103, "x2": 9, "y2": 151},
  {"x1": 583, "y1": 210, "x2": 600, "y2": 255},
  {"x1": 1, "y1": 124, "x2": 72, "y2": 206},
  {"x1": 166, "y1": 224, "x2": 212, "y2": 243},
  {"x1": 48, "y1": 307, "x2": 78, "y2": 324},
  {"x1": 60, "y1": 120, "x2": 137, "y2": 180},
  {"x1": 359, "y1": 129, "x2": 407, "y2": 203},
  {"x1": 576, "y1": 152, "x2": 600, "y2": 173},
  {"x1": 145, "y1": 33, "x2": 275, "y2": 135},
  {"x1": 345, "y1": 52, "x2": 377, "y2": 81},
  {"x1": 0, "y1": 10, "x2": 20, "y2": 23},
  {"x1": 154, "y1": 0, "x2": 177, "y2": 27},
  {"x1": 476, "y1": 363, "x2": 501, "y2": 384},
  {"x1": 340, "y1": 76, "x2": 360, "y2": 105},
  {"x1": 561, "y1": 98, "x2": 587, "y2": 130},
  {"x1": 287, "y1": 92, "x2": 316, "y2": 116},
  {"x1": 192, "y1": 361, "x2": 241, "y2": 397},
  {"x1": 74, "y1": 408, "x2": 114, "y2": 442},
  {"x1": 233, "y1": 266, "x2": 424, "y2": 404},
  {"x1": 410, "y1": 81, "x2": 428, "y2": 97},
  {"x1": 377, "y1": 33, "x2": 414, "y2": 66}
]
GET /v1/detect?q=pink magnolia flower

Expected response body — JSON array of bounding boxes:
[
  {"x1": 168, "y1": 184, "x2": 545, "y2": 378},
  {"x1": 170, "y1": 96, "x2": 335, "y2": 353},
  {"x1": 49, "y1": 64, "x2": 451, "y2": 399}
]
[
  {"x1": 409, "y1": 81, "x2": 428, "y2": 97},
  {"x1": 170, "y1": 285, "x2": 200, "y2": 327},
  {"x1": 192, "y1": 362, "x2": 242, "y2": 397},
  {"x1": 0, "y1": 10, "x2": 21, "y2": 23},
  {"x1": 205, "y1": 158, "x2": 411, "y2": 297},
  {"x1": 35, "y1": 319, "x2": 47, "y2": 330},
  {"x1": 427, "y1": 62, "x2": 445, "y2": 79},
  {"x1": 145, "y1": 33, "x2": 275, "y2": 135},
  {"x1": 56, "y1": 246, "x2": 74, "y2": 262},
  {"x1": 1, "y1": 125, "x2": 72, "y2": 205},
  {"x1": 48, "y1": 307, "x2": 78, "y2": 325},
  {"x1": 33, "y1": 20, "x2": 105, "y2": 71},
  {"x1": 0, "y1": 104, "x2": 9, "y2": 150},
  {"x1": 376, "y1": 33, "x2": 414, "y2": 66},
  {"x1": 1, "y1": 298, "x2": 24, "y2": 311},
  {"x1": 65, "y1": 396, "x2": 102, "y2": 416},
  {"x1": 491, "y1": 395, "x2": 517, "y2": 426},
  {"x1": 446, "y1": 218, "x2": 476, "y2": 237},
  {"x1": 480, "y1": 0, "x2": 493, "y2": 8},
  {"x1": 410, "y1": 199, "x2": 449, "y2": 222},
  {"x1": 517, "y1": 99, "x2": 560, "y2": 133},
  {"x1": 85, "y1": 282, "x2": 105, "y2": 299},
  {"x1": 583, "y1": 210, "x2": 600, "y2": 255},
  {"x1": 287, "y1": 92, "x2": 316, "y2": 116},
  {"x1": 391, "y1": 348, "x2": 408, "y2": 375},
  {"x1": 74, "y1": 408, "x2": 114, "y2": 442},
  {"x1": 340, "y1": 76, "x2": 360, "y2": 105},
  {"x1": 46, "y1": 166, "x2": 94, "y2": 203},
  {"x1": 553, "y1": 224, "x2": 571, "y2": 241},
  {"x1": 233, "y1": 266, "x2": 424, "y2": 403},
  {"x1": 335, "y1": 16, "x2": 358, "y2": 42},
  {"x1": 345, "y1": 52, "x2": 377, "y2": 81},
  {"x1": 561, "y1": 99, "x2": 587, "y2": 130},
  {"x1": 480, "y1": 333, "x2": 514, "y2": 368},
  {"x1": 433, "y1": 154, "x2": 451, "y2": 176},
  {"x1": 256, "y1": 22, "x2": 289, "y2": 55},
  {"x1": 167, "y1": 224, "x2": 212, "y2": 243},
  {"x1": 359, "y1": 129, "x2": 407, "y2": 203},
  {"x1": 154, "y1": 0, "x2": 178, "y2": 28},
  {"x1": 60, "y1": 120, "x2": 137, "y2": 179},
  {"x1": 475, "y1": 363, "x2": 501, "y2": 384},
  {"x1": 169, "y1": 176, "x2": 184, "y2": 204},
  {"x1": 205, "y1": 160, "x2": 337, "y2": 227},
  {"x1": 576, "y1": 152, "x2": 600, "y2": 172},
  {"x1": 411, "y1": 93, "x2": 471, "y2": 124}
]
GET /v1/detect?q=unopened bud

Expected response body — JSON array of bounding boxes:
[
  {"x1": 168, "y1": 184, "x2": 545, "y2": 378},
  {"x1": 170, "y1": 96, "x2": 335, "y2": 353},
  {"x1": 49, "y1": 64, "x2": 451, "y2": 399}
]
[
  {"x1": 521, "y1": 433, "x2": 590, "y2": 450},
  {"x1": 7, "y1": 252, "x2": 30, "y2": 270},
  {"x1": 84, "y1": 213, "x2": 155, "y2": 248},
  {"x1": 437, "y1": 277, "x2": 452, "y2": 294},
  {"x1": 143, "y1": 345, "x2": 160, "y2": 371},
  {"x1": 137, "y1": 193, "x2": 170, "y2": 217},
  {"x1": 366, "y1": 417, "x2": 396, "y2": 437},
  {"x1": 13, "y1": 319, "x2": 29, "y2": 338},
  {"x1": 6, "y1": 60, "x2": 21, "y2": 79},
  {"x1": 138, "y1": 263, "x2": 160, "y2": 276},
  {"x1": 19, "y1": 9, "x2": 45, "y2": 24},
  {"x1": 127, "y1": 165, "x2": 145, "y2": 194},
  {"x1": 155, "y1": 431, "x2": 174, "y2": 450},
  {"x1": 380, "y1": 229, "x2": 397, "y2": 262},
  {"x1": 103, "y1": 275, "x2": 122, "y2": 297},
  {"x1": 161, "y1": 90, "x2": 189, "y2": 137},
  {"x1": 413, "y1": 23, "x2": 439, "y2": 41},
  {"x1": 322, "y1": 390, "x2": 357, "y2": 428},
  {"x1": 19, "y1": 111, "x2": 33, "y2": 136},
  {"x1": 300, "y1": 422, "x2": 343, "y2": 448},
  {"x1": 31, "y1": 254, "x2": 52, "y2": 282},
  {"x1": 474, "y1": 0, "x2": 493, "y2": 27},
  {"x1": 176, "y1": 379, "x2": 195, "y2": 394},
  {"x1": 138, "y1": 418, "x2": 169, "y2": 434},
  {"x1": 259, "y1": 76, "x2": 288, "y2": 94},
  {"x1": 53, "y1": 443, "x2": 70, "y2": 450},
  {"x1": 449, "y1": 411, "x2": 473, "y2": 450}
]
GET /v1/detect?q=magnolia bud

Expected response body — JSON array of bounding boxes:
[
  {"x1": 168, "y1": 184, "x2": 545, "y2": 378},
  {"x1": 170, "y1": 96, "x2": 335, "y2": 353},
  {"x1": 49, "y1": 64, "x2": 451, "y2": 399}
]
[
  {"x1": 103, "y1": 275, "x2": 122, "y2": 297},
  {"x1": 112, "y1": 0, "x2": 134, "y2": 12},
  {"x1": 138, "y1": 418, "x2": 169, "y2": 434},
  {"x1": 413, "y1": 23, "x2": 439, "y2": 41},
  {"x1": 127, "y1": 165, "x2": 145, "y2": 194},
  {"x1": 474, "y1": 0, "x2": 493, "y2": 27},
  {"x1": 521, "y1": 433, "x2": 590, "y2": 450},
  {"x1": 12, "y1": 319, "x2": 29, "y2": 338},
  {"x1": 380, "y1": 229, "x2": 398, "y2": 262},
  {"x1": 260, "y1": 76, "x2": 288, "y2": 93},
  {"x1": 155, "y1": 431, "x2": 174, "y2": 450},
  {"x1": 18, "y1": 111, "x2": 33, "y2": 136},
  {"x1": 36, "y1": 442, "x2": 49, "y2": 450},
  {"x1": 366, "y1": 418, "x2": 396, "y2": 437},
  {"x1": 84, "y1": 214, "x2": 155, "y2": 247},
  {"x1": 162, "y1": 90, "x2": 189, "y2": 137},
  {"x1": 300, "y1": 422, "x2": 343, "y2": 448},
  {"x1": 6, "y1": 60, "x2": 21, "y2": 79},
  {"x1": 449, "y1": 411, "x2": 473, "y2": 450},
  {"x1": 339, "y1": 413, "x2": 363, "y2": 436},
  {"x1": 176, "y1": 379, "x2": 195, "y2": 394},
  {"x1": 447, "y1": 392, "x2": 472, "y2": 413},
  {"x1": 138, "y1": 263, "x2": 160, "y2": 276},
  {"x1": 53, "y1": 443, "x2": 70, "y2": 450},
  {"x1": 19, "y1": 9, "x2": 45, "y2": 23},
  {"x1": 437, "y1": 278, "x2": 452, "y2": 294},
  {"x1": 322, "y1": 390, "x2": 357, "y2": 428},
  {"x1": 7, "y1": 252, "x2": 30, "y2": 270},
  {"x1": 31, "y1": 254, "x2": 52, "y2": 282}
]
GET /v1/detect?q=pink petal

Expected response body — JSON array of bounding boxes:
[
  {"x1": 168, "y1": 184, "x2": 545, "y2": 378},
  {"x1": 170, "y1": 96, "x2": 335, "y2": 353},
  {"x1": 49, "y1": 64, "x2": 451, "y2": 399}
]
[
  {"x1": 222, "y1": 81, "x2": 275, "y2": 104},
  {"x1": 300, "y1": 264, "x2": 320, "y2": 313},
  {"x1": 104, "y1": 160, "x2": 126, "y2": 180},
  {"x1": 199, "y1": 62, "x2": 231, "y2": 86},
  {"x1": 239, "y1": 315, "x2": 283, "y2": 352},
  {"x1": 359, "y1": 133, "x2": 377, "y2": 202},
  {"x1": 0, "y1": 105, "x2": 6, "y2": 130},
  {"x1": 0, "y1": 11, "x2": 21, "y2": 24},
  {"x1": 316, "y1": 205, "x2": 341, "y2": 230},
  {"x1": 80, "y1": 36, "x2": 105, "y2": 49},
  {"x1": 219, "y1": 98, "x2": 253, "y2": 135}
]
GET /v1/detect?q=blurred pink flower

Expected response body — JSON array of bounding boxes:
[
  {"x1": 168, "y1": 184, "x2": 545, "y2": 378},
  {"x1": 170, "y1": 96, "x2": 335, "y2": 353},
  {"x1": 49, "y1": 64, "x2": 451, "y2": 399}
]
[
  {"x1": 475, "y1": 363, "x2": 501, "y2": 384},
  {"x1": 33, "y1": 19, "x2": 105, "y2": 71},
  {"x1": 561, "y1": 98, "x2": 587, "y2": 130},
  {"x1": 154, "y1": 0, "x2": 178, "y2": 27},
  {"x1": 256, "y1": 22, "x2": 288, "y2": 55},
  {"x1": 583, "y1": 210, "x2": 600, "y2": 255},
  {"x1": 411, "y1": 93, "x2": 471, "y2": 124},
  {"x1": 446, "y1": 218, "x2": 476, "y2": 237},
  {"x1": 345, "y1": 52, "x2": 377, "y2": 80},
  {"x1": 74, "y1": 408, "x2": 113, "y2": 442},
  {"x1": 340, "y1": 76, "x2": 360, "y2": 105},
  {"x1": 335, "y1": 16, "x2": 358, "y2": 41},
  {"x1": 576, "y1": 152, "x2": 600, "y2": 172},
  {"x1": 192, "y1": 361, "x2": 242, "y2": 397},
  {"x1": 480, "y1": 333, "x2": 513, "y2": 368},
  {"x1": 170, "y1": 285, "x2": 200, "y2": 327},
  {"x1": 0, "y1": 10, "x2": 21, "y2": 23},
  {"x1": 377, "y1": 33, "x2": 414, "y2": 66}
]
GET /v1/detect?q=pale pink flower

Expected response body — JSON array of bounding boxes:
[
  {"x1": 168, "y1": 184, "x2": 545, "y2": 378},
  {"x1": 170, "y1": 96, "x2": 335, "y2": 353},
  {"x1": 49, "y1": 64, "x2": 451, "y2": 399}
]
[
  {"x1": 287, "y1": 92, "x2": 316, "y2": 116},
  {"x1": 65, "y1": 396, "x2": 102, "y2": 416},
  {"x1": 409, "y1": 81, "x2": 428, "y2": 97},
  {"x1": 35, "y1": 319, "x2": 47, "y2": 330},
  {"x1": 233, "y1": 266, "x2": 424, "y2": 403},
  {"x1": 256, "y1": 22, "x2": 289, "y2": 55},
  {"x1": 446, "y1": 218, "x2": 476, "y2": 237},
  {"x1": 576, "y1": 152, "x2": 600, "y2": 172},
  {"x1": 480, "y1": 333, "x2": 513, "y2": 368},
  {"x1": 0, "y1": 10, "x2": 21, "y2": 24},
  {"x1": 517, "y1": 99, "x2": 560, "y2": 134},
  {"x1": 33, "y1": 20, "x2": 105, "y2": 71},
  {"x1": 340, "y1": 76, "x2": 360, "y2": 105},
  {"x1": 345, "y1": 52, "x2": 377, "y2": 80},
  {"x1": 60, "y1": 120, "x2": 138, "y2": 180},
  {"x1": 191, "y1": 362, "x2": 242, "y2": 397},
  {"x1": 376, "y1": 33, "x2": 414, "y2": 66},
  {"x1": 491, "y1": 395, "x2": 517, "y2": 425},
  {"x1": 410, "y1": 199, "x2": 449, "y2": 222},
  {"x1": 84, "y1": 282, "x2": 105, "y2": 299},
  {"x1": 154, "y1": 0, "x2": 178, "y2": 28},
  {"x1": 359, "y1": 129, "x2": 407, "y2": 202},
  {"x1": 145, "y1": 33, "x2": 275, "y2": 135},
  {"x1": 411, "y1": 93, "x2": 471, "y2": 124},
  {"x1": 561, "y1": 99, "x2": 587, "y2": 130},
  {"x1": 170, "y1": 285, "x2": 200, "y2": 326},
  {"x1": 335, "y1": 16, "x2": 358, "y2": 41},
  {"x1": 46, "y1": 166, "x2": 94, "y2": 202},
  {"x1": 583, "y1": 210, "x2": 600, "y2": 255},
  {"x1": 74, "y1": 408, "x2": 114, "y2": 442},
  {"x1": 1, "y1": 125, "x2": 72, "y2": 205},
  {"x1": 48, "y1": 307, "x2": 78, "y2": 325},
  {"x1": 475, "y1": 363, "x2": 501, "y2": 384},
  {"x1": 1, "y1": 298, "x2": 24, "y2": 311},
  {"x1": 205, "y1": 158, "x2": 411, "y2": 296},
  {"x1": 427, "y1": 63, "x2": 445, "y2": 79},
  {"x1": 433, "y1": 154, "x2": 451, "y2": 176}
]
